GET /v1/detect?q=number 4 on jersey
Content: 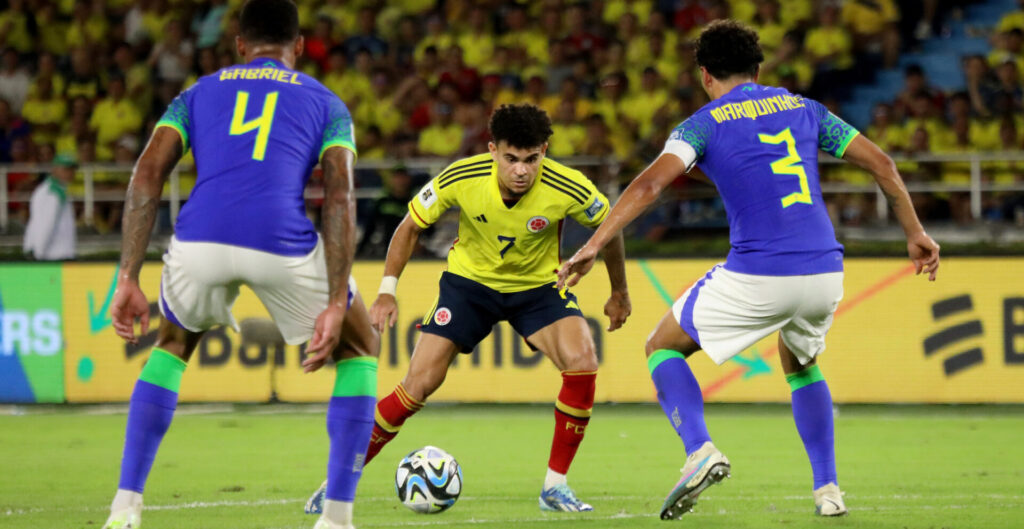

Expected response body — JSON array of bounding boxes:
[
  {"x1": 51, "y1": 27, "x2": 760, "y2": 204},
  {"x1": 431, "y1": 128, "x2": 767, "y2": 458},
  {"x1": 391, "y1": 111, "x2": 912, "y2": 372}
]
[
  {"x1": 758, "y1": 128, "x2": 812, "y2": 208},
  {"x1": 230, "y1": 91, "x2": 279, "y2": 161}
]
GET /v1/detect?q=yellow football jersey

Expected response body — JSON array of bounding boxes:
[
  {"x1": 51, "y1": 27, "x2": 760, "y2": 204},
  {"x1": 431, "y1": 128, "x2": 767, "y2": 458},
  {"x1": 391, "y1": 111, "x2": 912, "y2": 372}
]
[{"x1": 408, "y1": 153, "x2": 610, "y2": 293}]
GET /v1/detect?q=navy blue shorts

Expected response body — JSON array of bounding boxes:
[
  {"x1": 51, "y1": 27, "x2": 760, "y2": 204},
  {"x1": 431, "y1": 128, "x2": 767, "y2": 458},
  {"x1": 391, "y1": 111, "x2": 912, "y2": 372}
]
[{"x1": 420, "y1": 272, "x2": 584, "y2": 352}]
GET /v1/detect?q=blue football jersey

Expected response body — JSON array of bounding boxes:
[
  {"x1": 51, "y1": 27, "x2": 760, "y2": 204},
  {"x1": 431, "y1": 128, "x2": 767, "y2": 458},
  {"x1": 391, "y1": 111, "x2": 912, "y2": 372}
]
[
  {"x1": 666, "y1": 83, "x2": 859, "y2": 276},
  {"x1": 155, "y1": 57, "x2": 356, "y2": 256}
]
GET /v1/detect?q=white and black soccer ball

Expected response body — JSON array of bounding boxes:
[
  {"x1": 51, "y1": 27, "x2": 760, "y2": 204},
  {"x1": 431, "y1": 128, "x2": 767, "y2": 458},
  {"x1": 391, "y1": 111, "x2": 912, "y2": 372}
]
[{"x1": 395, "y1": 446, "x2": 462, "y2": 514}]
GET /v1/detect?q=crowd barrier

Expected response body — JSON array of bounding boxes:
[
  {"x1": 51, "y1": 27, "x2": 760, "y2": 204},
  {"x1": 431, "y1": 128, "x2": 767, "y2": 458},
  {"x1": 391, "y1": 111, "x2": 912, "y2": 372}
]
[{"x1": 1, "y1": 258, "x2": 1021, "y2": 403}]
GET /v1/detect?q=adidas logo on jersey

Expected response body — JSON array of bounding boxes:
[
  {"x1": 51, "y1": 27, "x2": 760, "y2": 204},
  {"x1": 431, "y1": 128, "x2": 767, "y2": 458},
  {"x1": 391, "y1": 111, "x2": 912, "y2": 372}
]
[{"x1": 473, "y1": 214, "x2": 488, "y2": 223}]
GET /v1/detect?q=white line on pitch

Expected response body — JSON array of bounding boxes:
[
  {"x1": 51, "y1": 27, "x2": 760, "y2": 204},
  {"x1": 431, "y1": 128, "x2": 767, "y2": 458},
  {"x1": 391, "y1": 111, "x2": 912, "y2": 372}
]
[{"x1": 5, "y1": 493, "x2": 1021, "y2": 517}]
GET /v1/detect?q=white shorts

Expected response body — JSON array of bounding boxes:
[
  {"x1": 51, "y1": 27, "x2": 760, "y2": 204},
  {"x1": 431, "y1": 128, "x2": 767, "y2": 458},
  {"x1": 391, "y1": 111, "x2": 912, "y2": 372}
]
[
  {"x1": 159, "y1": 236, "x2": 358, "y2": 345},
  {"x1": 671, "y1": 264, "x2": 843, "y2": 366}
]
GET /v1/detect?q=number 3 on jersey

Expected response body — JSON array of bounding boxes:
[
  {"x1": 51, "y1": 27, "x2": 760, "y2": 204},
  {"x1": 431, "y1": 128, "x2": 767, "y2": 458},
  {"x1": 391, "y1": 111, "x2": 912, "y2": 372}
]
[
  {"x1": 758, "y1": 128, "x2": 812, "y2": 208},
  {"x1": 230, "y1": 91, "x2": 278, "y2": 161}
]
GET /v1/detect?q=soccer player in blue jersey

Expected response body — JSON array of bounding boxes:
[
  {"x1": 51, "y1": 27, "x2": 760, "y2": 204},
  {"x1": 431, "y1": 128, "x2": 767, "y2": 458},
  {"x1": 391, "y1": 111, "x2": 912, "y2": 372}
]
[
  {"x1": 559, "y1": 20, "x2": 940, "y2": 519},
  {"x1": 102, "y1": 2, "x2": 377, "y2": 529}
]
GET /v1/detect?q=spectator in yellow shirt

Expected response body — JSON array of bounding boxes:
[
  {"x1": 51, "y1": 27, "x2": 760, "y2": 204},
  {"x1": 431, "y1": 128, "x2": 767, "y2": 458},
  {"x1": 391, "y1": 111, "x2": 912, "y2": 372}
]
[
  {"x1": 35, "y1": 2, "x2": 69, "y2": 56},
  {"x1": 354, "y1": 68, "x2": 404, "y2": 140},
  {"x1": 603, "y1": 0, "x2": 652, "y2": 26},
  {"x1": 415, "y1": 15, "x2": 455, "y2": 63},
  {"x1": 865, "y1": 103, "x2": 908, "y2": 154},
  {"x1": 805, "y1": 5, "x2": 855, "y2": 97},
  {"x1": 65, "y1": 47, "x2": 101, "y2": 101},
  {"x1": 592, "y1": 72, "x2": 635, "y2": 142},
  {"x1": 751, "y1": 0, "x2": 789, "y2": 53},
  {"x1": 55, "y1": 97, "x2": 91, "y2": 158},
  {"x1": 111, "y1": 43, "x2": 152, "y2": 113},
  {"x1": 997, "y1": 0, "x2": 1024, "y2": 32},
  {"x1": 21, "y1": 78, "x2": 67, "y2": 145},
  {"x1": 29, "y1": 53, "x2": 66, "y2": 99},
  {"x1": 0, "y1": 0, "x2": 33, "y2": 53},
  {"x1": 581, "y1": 112, "x2": 630, "y2": 159},
  {"x1": 456, "y1": 6, "x2": 496, "y2": 70},
  {"x1": 417, "y1": 102, "x2": 463, "y2": 157},
  {"x1": 66, "y1": 0, "x2": 109, "y2": 49},
  {"x1": 89, "y1": 76, "x2": 143, "y2": 161},
  {"x1": 498, "y1": 5, "x2": 549, "y2": 65},
  {"x1": 323, "y1": 48, "x2": 373, "y2": 111},
  {"x1": 988, "y1": 29, "x2": 1024, "y2": 74},
  {"x1": 548, "y1": 99, "x2": 586, "y2": 158},
  {"x1": 761, "y1": 30, "x2": 814, "y2": 93},
  {"x1": 623, "y1": 67, "x2": 670, "y2": 140},
  {"x1": 778, "y1": 0, "x2": 813, "y2": 28},
  {"x1": 841, "y1": 0, "x2": 900, "y2": 66},
  {"x1": 805, "y1": 5, "x2": 853, "y2": 71}
]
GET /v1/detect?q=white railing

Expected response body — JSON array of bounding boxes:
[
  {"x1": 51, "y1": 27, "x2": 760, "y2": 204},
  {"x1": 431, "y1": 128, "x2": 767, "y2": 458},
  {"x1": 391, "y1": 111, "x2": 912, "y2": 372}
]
[{"x1": 2, "y1": 153, "x2": 1023, "y2": 232}]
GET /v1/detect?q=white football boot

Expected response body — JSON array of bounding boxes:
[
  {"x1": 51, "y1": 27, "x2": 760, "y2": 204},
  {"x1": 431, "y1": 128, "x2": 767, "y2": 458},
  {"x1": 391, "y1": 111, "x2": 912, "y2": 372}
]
[
  {"x1": 813, "y1": 483, "x2": 848, "y2": 516},
  {"x1": 659, "y1": 441, "x2": 731, "y2": 519}
]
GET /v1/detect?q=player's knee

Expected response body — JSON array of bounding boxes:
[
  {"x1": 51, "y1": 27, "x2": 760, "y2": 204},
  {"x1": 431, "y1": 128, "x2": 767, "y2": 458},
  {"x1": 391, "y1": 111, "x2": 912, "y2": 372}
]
[
  {"x1": 404, "y1": 369, "x2": 446, "y2": 402},
  {"x1": 561, "y1": 342, "x2": 598, "y2": 372},
  {"x1": 644, "y1": 330, "x2": 663, "y2": 357},
  {"x1": 365, "y1": 327, "x2": 381, "y2": 358}
]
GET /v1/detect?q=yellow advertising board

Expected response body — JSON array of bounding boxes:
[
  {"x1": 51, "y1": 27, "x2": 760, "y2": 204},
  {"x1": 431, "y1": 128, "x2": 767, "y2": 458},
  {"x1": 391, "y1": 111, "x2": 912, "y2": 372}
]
[
  {"x1": 60, "y1": 258, "x2": 1024, "y2": 403},
  {"x1": 62, "y1": 263, "x2": 273, "y2": 402}
]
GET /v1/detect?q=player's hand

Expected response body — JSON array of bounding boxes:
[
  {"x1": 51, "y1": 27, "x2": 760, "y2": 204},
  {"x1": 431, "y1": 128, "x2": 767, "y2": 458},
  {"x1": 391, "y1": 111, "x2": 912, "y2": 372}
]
[
  {"x1": 303, "y1": 303, "x2": 347, "y2": 373},
  {"x1": 557, "y1": 245, "x2": 599, "y2": 289},
  {"x1": 604, "y1": 289, "x2": 632, "y2": 332},
  {"x1": 110, "y1": 280, "x2": 150, "y2": 345},
  {"x1": 369, "y1": 294, "x2": 398, "y2": 334},
  {"x1": 908, "y1": 231, "x2": 940, "y2": 281}
]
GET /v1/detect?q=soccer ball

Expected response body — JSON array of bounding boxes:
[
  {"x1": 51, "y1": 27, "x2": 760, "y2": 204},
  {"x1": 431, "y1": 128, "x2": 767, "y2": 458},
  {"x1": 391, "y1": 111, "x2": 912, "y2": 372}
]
[{"x1": 395, "y1": 446, "x2": 463, "y2": 514}]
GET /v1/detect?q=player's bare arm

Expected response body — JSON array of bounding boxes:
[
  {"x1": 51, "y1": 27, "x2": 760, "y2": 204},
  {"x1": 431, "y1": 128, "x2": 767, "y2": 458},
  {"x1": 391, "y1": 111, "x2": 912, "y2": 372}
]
[
  {"x1": 842, "y1": 135, "x2": 941, "y2": 281},
  {"x1": 111, "y1": 127, "x2": 183, "y2": 344},
  {"x1": 303, "y1": 146, "x2": 357, "y2": 371},
  {"x1": 600, "y1": 231, "x2": 630, "y2": 331},
  {"x1": 559, "y1": 153, "x2": 687, "y2": 288},
  {"x1": 369, "y1": 214, "x2": 424, "y2": 333}
]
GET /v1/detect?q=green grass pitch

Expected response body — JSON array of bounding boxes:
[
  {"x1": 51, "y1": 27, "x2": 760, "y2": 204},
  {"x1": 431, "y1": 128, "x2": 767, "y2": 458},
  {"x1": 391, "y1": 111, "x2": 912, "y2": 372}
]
[{"x1": 2, "y1": 404, "x2": 1022, "y2": 528}]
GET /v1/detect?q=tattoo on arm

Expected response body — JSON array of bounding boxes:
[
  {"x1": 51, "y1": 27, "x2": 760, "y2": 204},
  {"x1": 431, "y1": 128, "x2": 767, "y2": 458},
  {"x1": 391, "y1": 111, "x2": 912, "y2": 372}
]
[
  {"x1": 120, "y1": 129, "x2": 182, "y2": 281},
  {"x1": 320, "y1": 148, "x2": 356, "y2": 306}
]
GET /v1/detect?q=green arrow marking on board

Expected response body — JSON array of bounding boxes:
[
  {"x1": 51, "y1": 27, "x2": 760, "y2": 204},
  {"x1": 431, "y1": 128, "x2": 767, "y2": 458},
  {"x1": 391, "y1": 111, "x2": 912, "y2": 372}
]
[
  {"x1": 637, "y1": 259, "x2": 674, "y2": 306},
  {"x1": 731, "y1": 348, "x2": 771, "y2": 379},
  {"x1": 88, "y1": 265, "x2": 119, "y2": 333}
]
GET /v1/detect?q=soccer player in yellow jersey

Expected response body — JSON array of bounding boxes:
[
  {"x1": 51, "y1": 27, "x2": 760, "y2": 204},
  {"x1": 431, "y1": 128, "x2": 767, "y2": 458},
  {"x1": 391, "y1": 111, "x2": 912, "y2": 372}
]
[{"x1": 305, "y1": 104, "x2": 632, "y2": 514}]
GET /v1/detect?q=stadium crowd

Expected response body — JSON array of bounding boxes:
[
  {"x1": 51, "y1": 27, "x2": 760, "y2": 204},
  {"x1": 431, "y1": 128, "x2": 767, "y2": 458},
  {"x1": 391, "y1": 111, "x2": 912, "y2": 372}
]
[{"x1": 0, "y1": 0, "x2": 1021, "y2": 253}]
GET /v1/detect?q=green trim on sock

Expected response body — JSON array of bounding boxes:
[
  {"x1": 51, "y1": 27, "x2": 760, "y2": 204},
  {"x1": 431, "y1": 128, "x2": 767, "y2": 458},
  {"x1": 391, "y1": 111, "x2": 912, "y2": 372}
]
[
  {"x1": 138, "y1": 348, "x2": 187, "y2": 392},
  {"x1": 332, "y1": 357, "x2": 378, "y2": 397},
  {"x1": 786, "y1": 364, "x2": 825, "y2": 392},
  {"x1": 647, "y1": 349, "x2": 687, "y2": 375}
]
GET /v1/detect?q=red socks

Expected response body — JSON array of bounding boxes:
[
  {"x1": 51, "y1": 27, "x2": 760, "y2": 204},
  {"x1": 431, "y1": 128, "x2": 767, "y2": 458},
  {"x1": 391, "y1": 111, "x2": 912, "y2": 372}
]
[
  {"x1": 548, "y1": 370, "x2": 596, "y2": 474},
  {"x1": 366, "y1": 384, "x2": 423, "y2": 464}
]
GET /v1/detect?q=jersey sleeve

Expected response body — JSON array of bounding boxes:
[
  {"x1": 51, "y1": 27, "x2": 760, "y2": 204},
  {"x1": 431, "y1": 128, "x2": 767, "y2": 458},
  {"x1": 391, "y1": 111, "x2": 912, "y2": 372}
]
[
  {"x1": 663, "y1": 112, "x2": 714, "y2": 170},
  {"x1": 807, "y1": 98, "x2": 860, "y2": 158},
  {"x1": 155, "y1": 90, "x2": 192, "y2": 151},
  {"x1": 320, "y1": 97, "x2": 357, "y2": 159},
  {"x1": 565, "y1": 171, "x2": 611, "y2": 228},
  {"x1": 408, "y1": 176, "x2": 456, "y2": 228}
]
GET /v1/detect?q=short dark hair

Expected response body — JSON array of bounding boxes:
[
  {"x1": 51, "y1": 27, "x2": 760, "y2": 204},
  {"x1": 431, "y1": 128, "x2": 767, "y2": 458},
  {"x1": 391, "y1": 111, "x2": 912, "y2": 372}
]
[
  {"x1": 489, "y1": 104, "x2": 553, "y2": 149},
  {"x1": 695, "y1": 20, "x2": 764, "y2": 80},
  {"x1": 240, "y1": 0, "x2": 299, "y2": 45}
]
